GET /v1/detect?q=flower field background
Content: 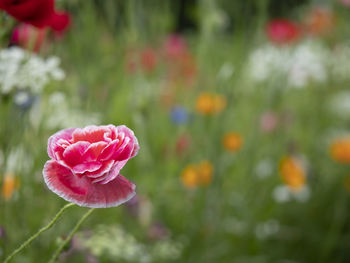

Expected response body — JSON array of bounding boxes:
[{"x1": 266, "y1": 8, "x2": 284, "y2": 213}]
[{"x1": 1, "y1": 0, "x2": 350, "y2": 262}]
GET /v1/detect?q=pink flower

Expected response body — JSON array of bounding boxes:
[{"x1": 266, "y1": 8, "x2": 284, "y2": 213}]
[
  {"x1": 11, "y1": 23, "x2": 47, "y2": 52},
  {"x1": 266, "y1": 19, "x2": 301, "y2": 45},
  {"x1": 340, "y1": 0, "x2": 350, "y2": 6},
  {"x1": 163, "y1": 34, "x2": 188, "y2": 59},
  {"x1": 260, "y1": 111, "x2": 278, "y2": 133},
  {"x1": 43, "y1": 125, "x2": 139, "y2": 208}
]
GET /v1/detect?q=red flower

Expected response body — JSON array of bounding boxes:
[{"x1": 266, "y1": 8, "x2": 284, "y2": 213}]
[
  {"x1": 43, "y1": 125, "x2": 139, "y2": 208},
  {"x1": 0, "y1": 0, "x2": 70, "y2": 32},
  {"x1": 266, "y1": 19, "x2": 301, "y2": 45},
  {"x1": 140, "y1": 47, "x2": 157, "y2": 72},
  {"x1": 176, "y1": 133, "x2": 191, "y2": 156}
]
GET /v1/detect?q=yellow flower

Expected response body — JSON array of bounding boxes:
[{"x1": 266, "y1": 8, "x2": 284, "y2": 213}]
[
  {"x1": 222, "y1": 132, "x2": 243, "y2": 152},
  {"x1": 330, "y1": 137, "x2": 350, "y2": 164},
  {"x1": 181, "y1": 165, "x2": 200, "y2": 188},
  {"x1": 1, "y1": 173, "x2": 19, "y2": 201},
  {"x1": 198, "y1": 161, "x2": 213, "y2": 186},
  {"x1": 181, "y1": 161, "x2": 214, "y2": 188},
  {"x1": 196, "y1": 93, "x2": 214, "y2": 115},
  {"x1": 196, "y1": 93, "x2": 226, "y2": 115},
  {"x1": 279, "y1": 156, "x2": 306, "y2": 190}
]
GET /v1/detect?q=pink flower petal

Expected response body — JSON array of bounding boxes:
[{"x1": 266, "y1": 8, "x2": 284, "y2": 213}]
[
  {"x1": 47, "y1": 127, "x2": 75, "y2": 160},
  {"x1": 116, "y1": 125, "x2": 133, "y2": 138},
  {"x1": 131, "y1": 139, "x2": 140, "y2": 158},
  {"x1": 62, "y1": 141, "x2": 91, "y2": 166},
  {"x1": 115, "y1": 125, "x2": 140, "y2": 159},
  {"x1": 111, "y1": 137, "x2": 130, "y2": 159},
  {"x1": 92, "y1": 160, "x2": 128, "y2": 184},
  {"x1": 72, "y1": 161, "x2": 102, "y2": 174},
  {"x1": 85, "y1": 160, "x2": 115, "y2": 178},
  {"x1": 43, "y1": 160, "x2": 136, "y2": 208},
  {"x1": 83, "y1": 141, "x2": 108, "y2": 162},
  {"x1": 114, "y1": 138, "x2": 133, "y2": 161},
  {"x1": 72, "y1": 125, "x2": 109, "y2": 143},
  {"x1": 43, "y1": 160, "x2": 87, "y2": 196},
  {"x1": 99, "y1": 139, "x2": 120, "y2": 161}
]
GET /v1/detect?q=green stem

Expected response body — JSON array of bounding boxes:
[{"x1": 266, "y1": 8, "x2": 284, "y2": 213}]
[
  {"x1": 48, "y1": 208, "x2": 95, "y2": 263},
  {"x1": 4, "y1": 203, "x2": 75, "y2": 263}
]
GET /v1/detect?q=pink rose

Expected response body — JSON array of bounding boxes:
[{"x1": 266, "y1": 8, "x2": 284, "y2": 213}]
[{"x1": 43, "y1": 125, "x2": 139, "y2": 208}]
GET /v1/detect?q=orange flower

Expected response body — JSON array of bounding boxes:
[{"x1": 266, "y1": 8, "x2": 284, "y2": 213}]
[
  {"x1": 196, "y1": 93, "x2": 226, "y2": 115},
  {"x1": 222, "y1": 132, "x2": 243, "y2": 152},
  {"x1": 305, "y1": 7, "x2": 335, "y2": 36},
  {"x1": 330, "y1": 137, "x2": 350, "y2": 163},
  {"x1": 279, "y1": 157, "x2": 306, "y2": 190},
  {"x1": 181, "y1": 161, "x2": 214, "y2": 188},
  {"x1": 1, "y1": 173, "x2": 19, "y2": 201}
]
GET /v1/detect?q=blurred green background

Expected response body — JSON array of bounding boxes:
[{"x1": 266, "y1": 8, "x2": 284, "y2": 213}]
[{"x1": 1, "y1": 0, "x2": 350, "y2": 262}]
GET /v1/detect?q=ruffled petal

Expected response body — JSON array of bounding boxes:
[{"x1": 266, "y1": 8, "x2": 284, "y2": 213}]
[
  {"x1": 116, "y1": 125, "x2": 139, "y2": 159},
  {"x1": 62, "y1": 141, "x2": 91, "y2": 166},
  {"x1": 99, "y1": 139, "x2": 120, "y2": 161},
  {"x1": 111, "y1": 137, "x2": 130, "y2": 160},
  {"x1": 43, "y1": 160, "x2": 136, "y2": 208},
  {"x1": 130, "y1": 136, "x2": 140, "y2": 158},
  {"x1": 85, "y1": 160, "x2": 115, "y2": 178},
  {"x1": 92, "y1": 160, "x2": 127, "y2": 184},
  {"x1": 47, "y1": 127, "x2": 75, "y2": 160},
  {"x1": 72, "y1": 125, "x2": 110, "y2": 143},
  {"x1": 72, "y1": 161, "x2": 102, "y2": 174},
  {"x1": 83, "y1": 141, "x2": 108, "y2": 162}
]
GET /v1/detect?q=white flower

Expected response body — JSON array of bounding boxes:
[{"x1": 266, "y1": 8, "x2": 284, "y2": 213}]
[
  {"x1": 255, "y1": 158, "x2": 274, "y2": 179},
  {"x1": 6, "y1": 146, "x2": 33, "y2": 173},
  {"x1": 248, "y1": 41, "x2": 329, "y2": 88},
  {"x1": 217, "y1": 62, "x2": 234, "y2": 81},
  {"x1": 222, "y1": 217, "x2": 247, "y2": 236},
  {"x1": 328, "y1": 90, "x2": 350, "y2": 120},
  {"x1": 78, "y1": 225, "x2": 183, "y2": 262},
  {"x1": 288, "y1": 42, "x2": 328, "y2": 87},
  {"x1": 30, "y1": 92, "x2": 101, "y2": 130},
  {"x1": 255, "y1": 219, "x2": 280, "y2": 240},
  {"x1": 331, "y1": 44, "x2": 350, "y2": 80},
  {"x1": 14, "y1": 91, "x2": 32, "y2": 107},
  {"x1": 273, "y1": 185, "x2": 310, "y2": 203},
  {"x1": 0, "y1": 47, "x2": 65, "y2": 94}
]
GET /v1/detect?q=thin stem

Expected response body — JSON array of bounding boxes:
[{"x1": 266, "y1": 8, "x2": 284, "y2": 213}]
[
  {"x1": 48, "y1": 208, "x2": 95, "y2": 263},
  {"x1": 4, "y1": 203, "x2": 75, "y2": 263}
]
